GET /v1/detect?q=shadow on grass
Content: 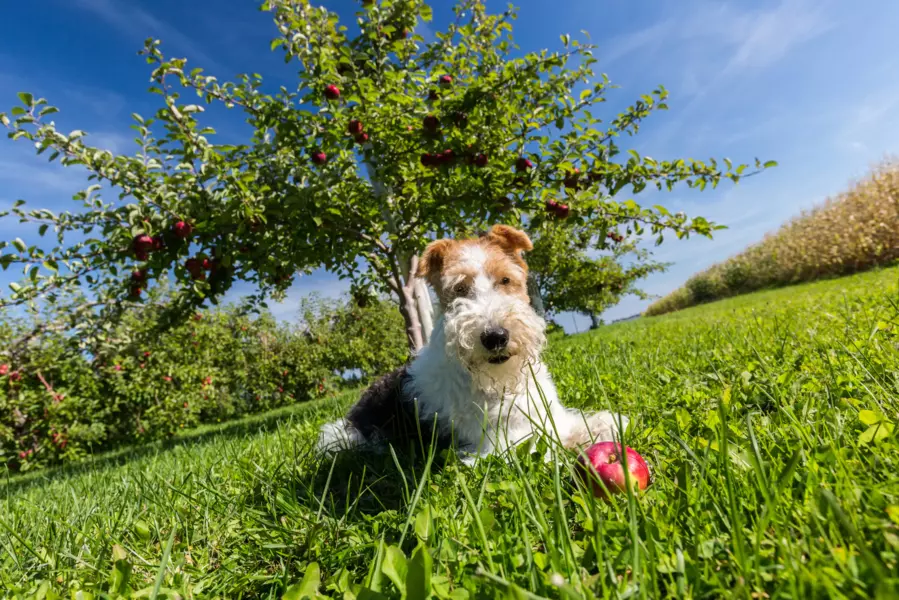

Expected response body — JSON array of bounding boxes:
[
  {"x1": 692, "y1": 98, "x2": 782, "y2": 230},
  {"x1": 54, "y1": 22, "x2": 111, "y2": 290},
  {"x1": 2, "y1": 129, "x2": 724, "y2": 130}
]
[
  {"x1": 299, "y1": 441, "x2": 454, "y2": 520},
  {"x1": 2, "y1": 391, "x2": 358, "y2": 495}
]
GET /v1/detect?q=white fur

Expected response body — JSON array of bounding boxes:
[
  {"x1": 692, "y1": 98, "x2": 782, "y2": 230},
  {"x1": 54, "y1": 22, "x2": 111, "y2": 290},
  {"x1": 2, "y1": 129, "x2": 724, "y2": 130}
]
[
  {"x1": 316, "y1": 418, "x2": 371, "y2": 453},
  {"x1": 316, "y1": 247, "x2": 628, "y2": 463}
]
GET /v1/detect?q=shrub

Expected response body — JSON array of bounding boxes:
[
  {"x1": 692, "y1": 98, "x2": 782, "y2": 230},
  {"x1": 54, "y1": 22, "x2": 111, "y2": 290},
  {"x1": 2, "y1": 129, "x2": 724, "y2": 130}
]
[
  {"x1": 0, "y1": 294, "x2": 406, "y2": 472},
  {"x1": 646, "y1": 160, "x2": 899, "y2": 316}
]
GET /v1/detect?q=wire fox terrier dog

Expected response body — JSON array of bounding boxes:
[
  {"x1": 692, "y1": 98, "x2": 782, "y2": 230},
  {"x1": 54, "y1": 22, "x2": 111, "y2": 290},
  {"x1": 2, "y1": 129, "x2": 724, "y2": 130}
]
[{"x1": 317, "y1": 225, "x2": 627, "y2": 464}]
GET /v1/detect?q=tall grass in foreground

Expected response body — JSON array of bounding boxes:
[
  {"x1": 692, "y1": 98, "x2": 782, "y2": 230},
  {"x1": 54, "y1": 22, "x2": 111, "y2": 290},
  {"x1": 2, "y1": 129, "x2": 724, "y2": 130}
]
[
  {"x1": 646, "y1": 160, "x2": 899, "y2": 316},
  {"x1": 3, "y1": 267, "x2": 899, "y2": 598}
]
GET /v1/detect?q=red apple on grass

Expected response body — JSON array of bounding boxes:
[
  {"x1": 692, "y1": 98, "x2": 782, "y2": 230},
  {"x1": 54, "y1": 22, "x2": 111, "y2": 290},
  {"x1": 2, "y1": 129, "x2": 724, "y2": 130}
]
[{"x1": 576, "y1": 442, "x2": 651, "y2": 500}]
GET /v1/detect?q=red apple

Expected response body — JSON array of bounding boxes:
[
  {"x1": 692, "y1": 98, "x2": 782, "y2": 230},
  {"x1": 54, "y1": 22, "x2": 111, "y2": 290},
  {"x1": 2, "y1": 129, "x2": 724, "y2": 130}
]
[
  {"x1": 472, "y1": 153, "x2": 488, "y2": 167},
  {"x1": 132, "y1": 234, "x2": 153, "y2": 257},
  {"x1": 311, "y1": 151, "x2": 327, "y2": 165},
  {"x1": 438, "y1": 148, "x2": 455, "y2": 164},
  {"x1": 348, "y1": 119, "x2": 364, "y2": 135},
  {"x1": 576, "y1": 442, "x2": 651, "y2": 500},
  {"x1": 423, "y1": 115, "x2": 440, "y2": 132},
  {"x1": 428, "y1": 89, "x2": 439, "y2": 102},
  {"x1": 173, "y1": 221, "x2": 193, "y2": 239},
  {"x1": 324, "y1": 84, "x2": 340, "y2": 100},
  {"x1": 0, "y1": 364, "x2": 7, "y2": 376},
  {"x1": 563, "y1": 168, "x2": 580, "y2": 189},
  {"x1": 151, "y1": 235, "x2": 165, "y2": 251},
  {"x1": 420, "y1": 153, "x2": 435, "y2": 167},
  {"x1": 439, "y1": 74, "x2": 453, "y2": 86},
  {"x1": 516, "y1": 157, "x2": 533, "y2": 172},
  {"x1": 355, "y1": 132, "x2": 370, "y2": 144},
  {"x1": 131, "y1": 269, "x2": 147, "y2": 283},
  {"x1": 129, "y1": 285, "x2": 143, "y2": 298},
  {"x1": 185, "y1": 258, "x2": 204, "y2": 280},
  {"x1": 545, "y1": 199, "x2": 559, "y2": 214},
  {"x1": 555, "y1": 203, "x2": 570, "y2": 219},
  {"x1": 9, "y1": 370, "x2": 21, "y2": 382}
]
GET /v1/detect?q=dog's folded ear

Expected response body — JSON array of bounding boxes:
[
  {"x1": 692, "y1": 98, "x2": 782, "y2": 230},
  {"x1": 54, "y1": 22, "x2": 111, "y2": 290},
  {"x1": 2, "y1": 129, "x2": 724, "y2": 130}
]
[
  {"x1": 486, "y1": 225, "x2": 533, "y2": 253},
  {"x1": 416, "y1": 239, "x2": 453, "y2": 284}
]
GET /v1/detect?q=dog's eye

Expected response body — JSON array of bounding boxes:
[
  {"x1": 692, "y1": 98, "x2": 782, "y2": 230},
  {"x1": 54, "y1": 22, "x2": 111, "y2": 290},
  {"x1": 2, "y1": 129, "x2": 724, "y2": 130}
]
[{"x1": 500, "y1": 277, "x2": 511, "y2": 285}]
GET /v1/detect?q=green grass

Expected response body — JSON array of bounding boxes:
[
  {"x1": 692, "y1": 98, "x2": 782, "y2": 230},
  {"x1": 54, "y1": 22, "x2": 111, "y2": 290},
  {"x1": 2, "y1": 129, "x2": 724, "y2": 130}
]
[{"x1": 4, "y1": 267, "x2": 899, "y2": 599}]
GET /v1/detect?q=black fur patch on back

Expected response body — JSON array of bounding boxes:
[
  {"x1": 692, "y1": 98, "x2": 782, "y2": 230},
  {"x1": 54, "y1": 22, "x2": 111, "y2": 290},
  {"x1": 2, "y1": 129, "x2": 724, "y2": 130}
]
[{"x1": 346, "y1": 366, "x2": 452, "y2": 452}]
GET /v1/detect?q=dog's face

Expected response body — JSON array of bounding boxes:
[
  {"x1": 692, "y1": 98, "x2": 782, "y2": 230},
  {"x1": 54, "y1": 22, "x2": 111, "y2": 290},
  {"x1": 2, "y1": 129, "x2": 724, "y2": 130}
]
[{"x1": 416, "y1": 225, "x2": 546, "y2": 379}]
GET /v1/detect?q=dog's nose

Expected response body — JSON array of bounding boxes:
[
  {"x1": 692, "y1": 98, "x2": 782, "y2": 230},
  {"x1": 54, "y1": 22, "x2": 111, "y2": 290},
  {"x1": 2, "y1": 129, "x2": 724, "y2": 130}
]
[{"x1": 480, "y1": 327, "x2": 509, "y2": 351}]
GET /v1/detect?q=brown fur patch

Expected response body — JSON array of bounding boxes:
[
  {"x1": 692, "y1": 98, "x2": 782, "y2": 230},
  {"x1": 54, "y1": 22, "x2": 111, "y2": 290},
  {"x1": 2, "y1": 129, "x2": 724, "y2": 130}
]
[{"x1": 417, "y1": 226, "x2": 533, "y2": 305}]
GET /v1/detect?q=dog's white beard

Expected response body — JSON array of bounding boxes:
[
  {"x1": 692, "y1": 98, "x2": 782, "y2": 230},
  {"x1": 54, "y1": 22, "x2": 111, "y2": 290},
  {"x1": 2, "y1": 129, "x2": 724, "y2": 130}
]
[{"x1": 443, "y1": 294, "x2": 546, "y2": 393}]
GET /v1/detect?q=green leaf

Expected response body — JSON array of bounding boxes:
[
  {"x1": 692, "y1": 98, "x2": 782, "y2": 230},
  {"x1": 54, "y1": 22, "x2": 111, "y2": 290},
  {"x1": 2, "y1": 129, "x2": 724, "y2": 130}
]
[
  {"x1": 763, "y1": 160, "x2": 778, "y2": 168},
  {"x1": 381, "y1": 546, "x2": 407, "y2": 595},
  {"x1": 0, "y1": 113, "x2": 8, "y2": 127},
  {"x1": 38, "y1": 224, "x2": 49, "y2": 237},
  {"x1": 12, "y1": 238, "x2": 26, "y2": 253},
  {"x1": 283, "y1": 562, "x2": 322, "y2": 600},
  {"x1": 134, "y1": 520, "x2": 151, "y2": 541},
  {"x1": 17, "y1": 92, "x2": 34, "y2": 107},
  {"x1": 859, "y1": 422, "x2": 893, "y2": 445},
  {"x1": 39, "y1": 106, "x2": 59, "y2": 117},
  {"x1": 406, "y1": 544, "x2": 432, "y2": 600},
  {"x1": 859, "y1": 410, "x2": 880, "y2": 426},
  {"x1": 108, "y1": 544, "x2": 132, "y2": 594},
  {"x1": 414, "y1": 505, "x2": 433, "y2": 542},
  {"x1": 42, "y1": 259, "x2": 58, "y2": 273}
]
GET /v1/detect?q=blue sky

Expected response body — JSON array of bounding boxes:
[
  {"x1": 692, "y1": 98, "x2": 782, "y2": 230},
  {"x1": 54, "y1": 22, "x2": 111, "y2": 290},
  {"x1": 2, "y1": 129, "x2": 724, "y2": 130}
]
[{"x1": 2, "y1": 0, "x2": 899, "y2": 330}]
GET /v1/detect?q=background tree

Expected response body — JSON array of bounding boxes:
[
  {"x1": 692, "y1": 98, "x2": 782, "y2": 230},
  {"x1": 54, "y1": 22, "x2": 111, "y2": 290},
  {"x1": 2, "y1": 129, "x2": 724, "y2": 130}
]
[
  {"x1": 0, "y1": 0, "x2": 773, "y2": 353},
  {"x1": 526, "y1": 221, "x2": 669, "y2": 329}
]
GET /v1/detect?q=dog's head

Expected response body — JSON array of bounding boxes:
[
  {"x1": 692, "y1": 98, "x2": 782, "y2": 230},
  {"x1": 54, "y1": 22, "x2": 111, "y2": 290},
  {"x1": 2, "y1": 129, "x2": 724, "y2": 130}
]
[{"x1": 416, "y1": 225, "x2": 546, "y2": 381}]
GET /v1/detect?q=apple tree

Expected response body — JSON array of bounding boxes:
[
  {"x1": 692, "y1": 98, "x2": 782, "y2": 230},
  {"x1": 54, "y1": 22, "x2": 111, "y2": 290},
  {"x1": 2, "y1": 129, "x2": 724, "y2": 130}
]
[
  {"x1": 0, "y1": 0, "x2": 773, "y2": 353},
  {"x1": 525, "y1": 220, "x2": 669, "y2": 329}
]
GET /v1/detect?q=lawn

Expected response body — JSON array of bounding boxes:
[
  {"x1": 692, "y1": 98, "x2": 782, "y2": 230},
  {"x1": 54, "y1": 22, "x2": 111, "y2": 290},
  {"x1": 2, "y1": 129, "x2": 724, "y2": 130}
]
[{"x1": 3, "y1": 267, "x2": 899, "y2": 599}]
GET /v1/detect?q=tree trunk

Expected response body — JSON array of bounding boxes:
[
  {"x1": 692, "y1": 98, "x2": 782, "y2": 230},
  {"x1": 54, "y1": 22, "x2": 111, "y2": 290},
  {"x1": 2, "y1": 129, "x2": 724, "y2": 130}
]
[
  {"x1": 363, "y1": 159, "x2": 434, "y2": 352},
  {"x1": 399, "y1": 280, "x2": 425, "y2": 351},
  {"x1": 527, "y1": 272, "x2": 545, "y2": 318},
  {"x1": 589, "y1": 312, "x2": 602, "y2": 329},
  {"x1": 414, "y1": 278, "x2": 434, "y2": 345}
]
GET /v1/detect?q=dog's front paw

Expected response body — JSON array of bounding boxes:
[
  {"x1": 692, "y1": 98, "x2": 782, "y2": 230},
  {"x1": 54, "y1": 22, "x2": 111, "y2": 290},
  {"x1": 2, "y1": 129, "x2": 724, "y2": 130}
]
[{"x1": 459, "y1": 453, "x2": 478, "y2": 467}]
